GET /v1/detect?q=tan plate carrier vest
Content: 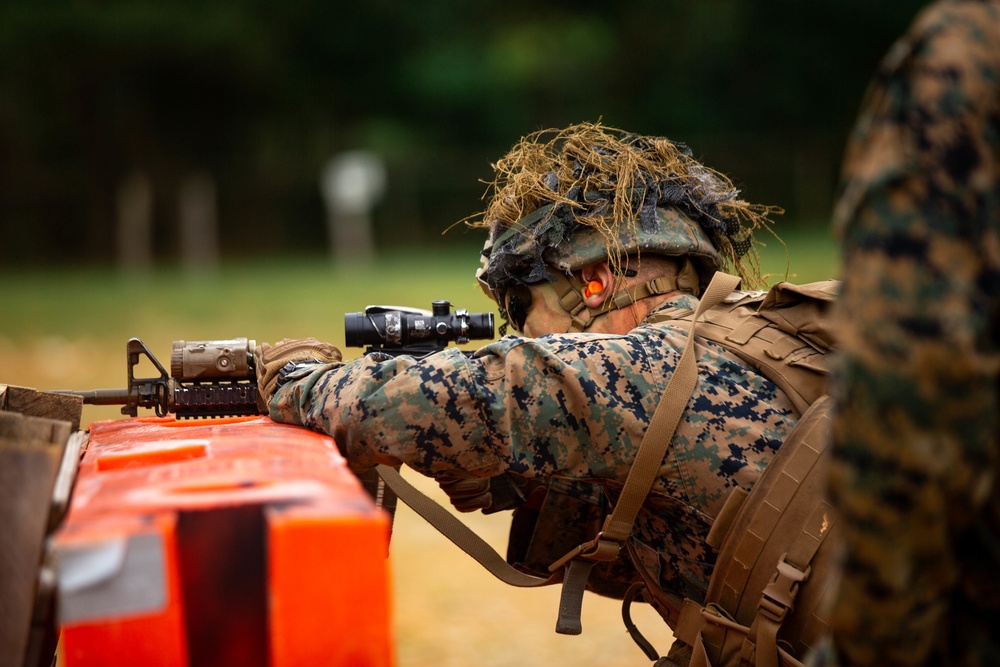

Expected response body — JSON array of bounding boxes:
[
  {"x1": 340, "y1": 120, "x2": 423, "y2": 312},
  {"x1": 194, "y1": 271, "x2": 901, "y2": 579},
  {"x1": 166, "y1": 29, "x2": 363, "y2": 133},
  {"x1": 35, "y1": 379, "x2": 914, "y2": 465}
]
[{"x1": 376, "y1": 271, "x2": 842, "y2": 667}]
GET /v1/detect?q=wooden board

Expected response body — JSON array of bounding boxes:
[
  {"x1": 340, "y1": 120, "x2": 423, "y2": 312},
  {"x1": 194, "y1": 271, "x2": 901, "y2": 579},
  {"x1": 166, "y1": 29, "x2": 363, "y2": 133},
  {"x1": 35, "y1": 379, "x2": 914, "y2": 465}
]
[
  {"x1": 0, "y1": 406, "x2": 74, "y2": 667},
  {"x1": 1, "y1": 385, "x2": 83, "y2": 431}
]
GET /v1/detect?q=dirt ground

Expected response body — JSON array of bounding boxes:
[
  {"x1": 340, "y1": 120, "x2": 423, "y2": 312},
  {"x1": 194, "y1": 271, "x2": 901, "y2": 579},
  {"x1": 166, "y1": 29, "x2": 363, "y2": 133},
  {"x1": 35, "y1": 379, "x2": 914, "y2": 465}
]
[{"x1": 389, "y1": 471, "x2": 675, "y2": 667}]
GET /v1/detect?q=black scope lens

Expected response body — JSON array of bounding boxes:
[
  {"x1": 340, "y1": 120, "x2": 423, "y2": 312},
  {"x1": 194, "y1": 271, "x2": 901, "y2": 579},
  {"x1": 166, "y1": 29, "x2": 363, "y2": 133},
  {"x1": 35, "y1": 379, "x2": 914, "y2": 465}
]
[
  {"x1": 464, "y1": 312, "x2": 494, "y2": 340},
  {"x1": 344, "y1": 304, "x2": 494, "y2": 351},
  {"x1": 343, "y1": 311, "x2": 372, "y2": 349}
]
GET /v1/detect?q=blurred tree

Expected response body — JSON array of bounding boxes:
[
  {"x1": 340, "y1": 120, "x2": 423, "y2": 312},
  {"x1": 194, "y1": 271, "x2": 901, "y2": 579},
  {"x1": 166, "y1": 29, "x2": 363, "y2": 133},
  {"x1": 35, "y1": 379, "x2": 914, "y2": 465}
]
[
  {"x1": 0, "y1": 2, "x2": 291, "y2": 261},
  {"x1": 0, "y1": 0, "x2": 926, "y2": 266}
]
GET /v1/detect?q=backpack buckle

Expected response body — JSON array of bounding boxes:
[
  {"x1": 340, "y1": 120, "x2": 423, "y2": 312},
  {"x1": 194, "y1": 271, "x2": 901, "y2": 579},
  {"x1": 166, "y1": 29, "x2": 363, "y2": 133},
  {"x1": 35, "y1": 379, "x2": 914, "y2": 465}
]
[
  {"x1": 547, "y1": 531, "x2": 622, "y2": 573},
  {"x1": 758, "y1": 553, "x2": 811, "y2": 623}
]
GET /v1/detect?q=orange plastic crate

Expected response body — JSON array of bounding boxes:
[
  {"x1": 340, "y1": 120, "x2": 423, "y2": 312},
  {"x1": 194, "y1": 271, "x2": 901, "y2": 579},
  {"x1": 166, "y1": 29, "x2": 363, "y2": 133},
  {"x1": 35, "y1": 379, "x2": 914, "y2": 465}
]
[{"x1": 53, "y1": 415, "x2": 394, "y2": 667}]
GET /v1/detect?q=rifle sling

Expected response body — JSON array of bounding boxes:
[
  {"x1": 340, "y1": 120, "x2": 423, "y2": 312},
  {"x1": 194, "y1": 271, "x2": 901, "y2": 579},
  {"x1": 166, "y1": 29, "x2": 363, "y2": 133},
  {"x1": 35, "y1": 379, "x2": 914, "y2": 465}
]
[{"x1": 375, "y1": 465, "x2": 557, "y2": 586}]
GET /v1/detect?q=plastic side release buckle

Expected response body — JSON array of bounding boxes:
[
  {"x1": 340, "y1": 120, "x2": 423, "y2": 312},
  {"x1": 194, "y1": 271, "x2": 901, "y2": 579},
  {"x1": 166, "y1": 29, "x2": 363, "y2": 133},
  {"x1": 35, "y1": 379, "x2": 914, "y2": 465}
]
[
  {"x1": 758, "y1": 553, "x2": 811, "y2": 623},
  {"x1": 548, "y1": 532, "x2": 622, "y2": 573}
]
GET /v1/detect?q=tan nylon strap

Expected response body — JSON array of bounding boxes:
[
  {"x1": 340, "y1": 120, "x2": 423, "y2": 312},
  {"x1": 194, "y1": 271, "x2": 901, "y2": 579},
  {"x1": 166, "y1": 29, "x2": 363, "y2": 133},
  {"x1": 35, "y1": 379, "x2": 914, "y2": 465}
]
[
  {"x1": 673, "y1": 598, "x2": 710, "y2": 649},
  {"x1": 550, "y1": 272, "x2": 687, "y2": 333},
  {"x1": 727, "y1": 314, "x2": 770, "y2": 345},
  {"x1": 608, "y1": 276, "x2": 678, "y2": 310},
  {"x1": 705, "y1": 486, "x2": 750, "y2": 550},
  {"x1": 378, "y1": 464, "x2": 608, "y2": 635},
  {"x1": 375, "y1": 465, "x2": 557, "y2": 588},
  {"x1": 601, "y1": 272, "x2": 741, "y2": 542},
  {"x1": 751, "y1": 501, "x2": 836, "y2": 667},
  {"x1": 552, "y1": 273, "x2": 594, "y2": 331}
]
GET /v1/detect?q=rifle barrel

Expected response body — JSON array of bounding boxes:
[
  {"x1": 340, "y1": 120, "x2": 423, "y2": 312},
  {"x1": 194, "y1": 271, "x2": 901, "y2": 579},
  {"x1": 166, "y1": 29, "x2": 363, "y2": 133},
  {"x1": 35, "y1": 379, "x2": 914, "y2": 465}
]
[{"x1": 52, "y1": 389, "x2": 130, "y2": 406}]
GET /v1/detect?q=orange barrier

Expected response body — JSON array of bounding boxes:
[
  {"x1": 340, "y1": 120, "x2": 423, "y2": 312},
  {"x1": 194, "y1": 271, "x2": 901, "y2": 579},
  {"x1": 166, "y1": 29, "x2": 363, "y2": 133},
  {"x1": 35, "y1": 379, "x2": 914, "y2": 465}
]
[{"x1": 52, "y1": 415, "x2": 394, "y2": 667}]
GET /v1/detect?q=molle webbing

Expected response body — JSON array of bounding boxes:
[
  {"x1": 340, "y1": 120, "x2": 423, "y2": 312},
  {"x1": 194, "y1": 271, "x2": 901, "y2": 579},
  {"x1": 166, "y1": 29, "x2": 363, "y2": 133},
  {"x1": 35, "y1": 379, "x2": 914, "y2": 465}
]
[
  {"x1": 664, "y1": 396, "x2": 840, "y2": 667},
  {"x1": 646, "y1": 279, "x2": 839, "y2": 415}
]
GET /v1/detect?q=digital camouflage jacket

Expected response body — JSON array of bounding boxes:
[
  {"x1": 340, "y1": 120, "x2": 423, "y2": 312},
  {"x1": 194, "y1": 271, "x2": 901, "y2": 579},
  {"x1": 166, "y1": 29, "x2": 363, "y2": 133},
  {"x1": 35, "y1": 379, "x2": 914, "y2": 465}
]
[{"x1": 269, "y1": 292, "x2": 798, "y2": 617}]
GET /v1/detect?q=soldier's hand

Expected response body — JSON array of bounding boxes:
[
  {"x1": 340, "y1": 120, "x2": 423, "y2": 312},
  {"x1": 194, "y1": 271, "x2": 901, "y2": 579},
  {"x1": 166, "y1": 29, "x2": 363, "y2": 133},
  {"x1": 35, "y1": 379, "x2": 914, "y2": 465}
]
[
  {"x1": 437, "y1": 474, "x2": 493, "y2": 513},
  {"x1": 255, "y1": 338, "x2": 342, "y2": 410}
]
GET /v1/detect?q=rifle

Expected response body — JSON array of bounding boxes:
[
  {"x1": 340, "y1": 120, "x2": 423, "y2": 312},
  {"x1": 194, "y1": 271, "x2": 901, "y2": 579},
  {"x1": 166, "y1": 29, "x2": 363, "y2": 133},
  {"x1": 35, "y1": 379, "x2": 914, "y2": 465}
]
[
  {"x1": 54, "y1": 301, "x2": 524, "y2": 518},
  {"x1": 58, "y1": 300, "x2": 495, "y2": 419}
]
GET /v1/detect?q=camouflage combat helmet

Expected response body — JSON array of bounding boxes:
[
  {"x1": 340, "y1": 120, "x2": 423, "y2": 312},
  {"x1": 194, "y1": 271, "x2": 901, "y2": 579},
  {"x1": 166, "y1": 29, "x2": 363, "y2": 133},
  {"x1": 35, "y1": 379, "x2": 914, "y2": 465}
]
[{"x1": 468, "y1": 122, "x2": 779, "y2": 332}]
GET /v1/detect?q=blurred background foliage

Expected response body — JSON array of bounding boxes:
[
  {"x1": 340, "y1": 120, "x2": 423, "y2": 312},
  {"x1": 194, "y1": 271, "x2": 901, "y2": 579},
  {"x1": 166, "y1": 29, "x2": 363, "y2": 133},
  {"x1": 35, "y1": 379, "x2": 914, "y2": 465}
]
[
  {"x1": 0, "y1": 0, "x2": 927, "y2": 266},
  {"x1": 0, "y1": 7, "x2": 929, "y2": 664}
]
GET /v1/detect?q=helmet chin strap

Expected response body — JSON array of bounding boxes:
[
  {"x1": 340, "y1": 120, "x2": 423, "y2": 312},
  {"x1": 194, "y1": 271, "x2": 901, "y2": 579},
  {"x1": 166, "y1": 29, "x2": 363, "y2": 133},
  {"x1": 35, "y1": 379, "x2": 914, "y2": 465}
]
[{"x1": 550, "y1": 257, "x2": 702, "y2": 333}]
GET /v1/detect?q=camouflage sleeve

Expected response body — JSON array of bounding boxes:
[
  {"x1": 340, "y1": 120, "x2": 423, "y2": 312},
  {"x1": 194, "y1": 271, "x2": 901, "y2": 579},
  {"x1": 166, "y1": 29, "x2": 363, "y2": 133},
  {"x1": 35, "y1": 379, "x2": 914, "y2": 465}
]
[
  {"x1": 268, "y1": 347, "x2": 505, "y2": 477},
  {"x1": 268, "y1": 322, "x2": 793, "y2": 495},
  {"x1": 829, "y1": 2, "x2": 1000, "y2": 664},
  {"x1": 268, "y1": 333, "x2": 670, "y2": 480}
]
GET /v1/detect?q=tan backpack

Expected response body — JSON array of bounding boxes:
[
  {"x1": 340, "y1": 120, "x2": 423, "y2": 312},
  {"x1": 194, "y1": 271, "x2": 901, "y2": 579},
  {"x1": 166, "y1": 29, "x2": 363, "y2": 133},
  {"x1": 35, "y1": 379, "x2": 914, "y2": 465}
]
[
  {"x1": 648, "y1": 277, "x2": 838, "y2": 415},
  {"x1": 622, "y1": 274, "x2": 841, "y2": 666},
  {"x1": 378, "y1": 272, "x2": 842, "y2": 667}
]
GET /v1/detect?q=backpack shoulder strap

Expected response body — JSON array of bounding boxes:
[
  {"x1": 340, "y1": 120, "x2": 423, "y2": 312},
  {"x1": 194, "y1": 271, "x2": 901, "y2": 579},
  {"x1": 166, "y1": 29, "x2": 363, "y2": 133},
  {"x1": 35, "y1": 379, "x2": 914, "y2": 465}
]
[
  {"x1": 545, "y1": 271, "x2": 742, "y2": 634},
  {"x1": 600, "y1": 272, "x2": 742, "y2": 542},
  {"x1": 375, "y1": 465, "x2": 558, "y2": 587}
]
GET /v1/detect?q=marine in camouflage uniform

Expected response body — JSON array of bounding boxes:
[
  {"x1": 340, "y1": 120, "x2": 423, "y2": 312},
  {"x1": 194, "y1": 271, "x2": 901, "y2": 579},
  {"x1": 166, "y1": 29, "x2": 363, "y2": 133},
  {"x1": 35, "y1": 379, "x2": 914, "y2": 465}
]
[
  {"x1": 826, "y1": 1, "x2": 1000, "y2": 665},
  {"x1": 261, "y1": 123, "x2": 799, "y2": 659}
]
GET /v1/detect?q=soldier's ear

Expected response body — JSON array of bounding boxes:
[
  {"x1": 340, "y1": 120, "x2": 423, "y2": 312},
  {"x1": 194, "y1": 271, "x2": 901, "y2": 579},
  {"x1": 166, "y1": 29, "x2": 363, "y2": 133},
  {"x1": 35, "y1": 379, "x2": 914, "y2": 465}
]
[{"x1": 580, "y1": 262, "x2": 615, "y2": 308}]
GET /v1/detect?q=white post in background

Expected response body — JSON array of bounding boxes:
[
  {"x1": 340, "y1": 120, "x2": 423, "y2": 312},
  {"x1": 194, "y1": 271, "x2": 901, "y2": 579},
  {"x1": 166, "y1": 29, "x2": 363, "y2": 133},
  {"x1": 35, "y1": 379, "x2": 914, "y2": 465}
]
[
  {"x1": 319, "y1": 150, "x2": 387, "y2": 262},
  {"x1": 116, "y1": 171, "x2": 153, "y2": 273},
  {"x1": 178, "y1": 171, "x2": 219, "y2": 275}
]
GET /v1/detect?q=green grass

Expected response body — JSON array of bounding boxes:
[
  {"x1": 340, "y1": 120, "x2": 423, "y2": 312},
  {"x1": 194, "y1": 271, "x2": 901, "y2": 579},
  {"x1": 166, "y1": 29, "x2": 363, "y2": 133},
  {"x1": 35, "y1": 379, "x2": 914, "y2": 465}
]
[
  {"x1": 2, "y1": 231, "x2": 840, "y2": 338},
  {"x1": 1, "y1": 247, "x2": 496, "y2": 343},
  {"x1": 755, "y1": 223, "x2": 840, "y2": 284},
  {"x1": 2, "y1": 229, "x2": 838, "y2": 338},
  {"x1": 1, "y1": 229, "x2": 839, "y2": 423}
]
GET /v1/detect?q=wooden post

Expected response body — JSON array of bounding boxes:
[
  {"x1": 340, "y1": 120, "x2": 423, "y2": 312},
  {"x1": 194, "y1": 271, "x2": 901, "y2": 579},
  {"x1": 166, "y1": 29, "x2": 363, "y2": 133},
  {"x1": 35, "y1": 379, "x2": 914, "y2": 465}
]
[
  {"x1": 0, "y1": 387, "x2": 82, "y2": 667},
  {"x1": 116, "y1": 172, "x2": 154, "y2": 273},
  {"x1": 179, "y1": 171, "x2": 219, "y2": 275}
]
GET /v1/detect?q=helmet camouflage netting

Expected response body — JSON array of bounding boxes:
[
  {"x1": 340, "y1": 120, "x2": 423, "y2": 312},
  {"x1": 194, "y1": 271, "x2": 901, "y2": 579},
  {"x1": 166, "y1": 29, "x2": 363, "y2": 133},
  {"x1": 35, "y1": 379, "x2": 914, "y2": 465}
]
[{"x1": 468, "y1": 122, "x2": 781, "y2": 302}]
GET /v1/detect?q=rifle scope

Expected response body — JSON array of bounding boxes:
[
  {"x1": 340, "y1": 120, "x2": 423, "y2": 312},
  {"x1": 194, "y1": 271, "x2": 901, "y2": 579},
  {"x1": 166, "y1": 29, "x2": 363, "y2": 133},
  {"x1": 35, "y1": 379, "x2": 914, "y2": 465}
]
[{"x1": 344, "y1": 301, "x2": 494, "y2": 354}]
